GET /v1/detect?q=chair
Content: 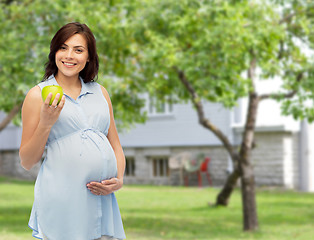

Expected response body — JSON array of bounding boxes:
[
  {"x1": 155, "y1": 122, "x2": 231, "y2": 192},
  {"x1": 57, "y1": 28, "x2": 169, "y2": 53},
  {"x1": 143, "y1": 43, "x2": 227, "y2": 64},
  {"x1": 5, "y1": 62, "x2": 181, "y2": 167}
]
[
  {"x1": 197, "y1": 157, "x2": 212, "y2": 187},
  {"x1": 184, "y1": 156, "x2": 212, "y2": 187}
]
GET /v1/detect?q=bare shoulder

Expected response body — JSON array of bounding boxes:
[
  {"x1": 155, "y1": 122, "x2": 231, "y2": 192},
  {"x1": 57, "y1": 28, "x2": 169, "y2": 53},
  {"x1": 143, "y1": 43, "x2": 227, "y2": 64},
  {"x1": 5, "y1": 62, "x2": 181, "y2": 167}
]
[
  {"x1": 22, "y1": 85, "x2": 42, "y2": 113},
  {"x1": 25, "y1": 85, "x2": 41, "y2": 99},
  {"x1": 99, "y1": 85, "x2": 112, "y2": 106}
]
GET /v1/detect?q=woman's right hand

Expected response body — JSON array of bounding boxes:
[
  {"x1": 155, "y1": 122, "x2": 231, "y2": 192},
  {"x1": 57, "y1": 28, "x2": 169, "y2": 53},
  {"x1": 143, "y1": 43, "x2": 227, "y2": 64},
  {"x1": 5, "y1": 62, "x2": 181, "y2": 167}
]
[
  {"x1": 39, "y1": 93, "x2": 66, "y2": 129},
  {"x1": 20, "y1": 86, "x2": 66, "y2": 170}
]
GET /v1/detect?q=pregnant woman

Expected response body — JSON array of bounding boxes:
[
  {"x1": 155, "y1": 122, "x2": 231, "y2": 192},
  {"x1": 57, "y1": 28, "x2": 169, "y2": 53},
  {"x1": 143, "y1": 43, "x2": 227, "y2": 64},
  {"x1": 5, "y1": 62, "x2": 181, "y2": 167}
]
[{"x1": 19, "y1": 22, "x2": 126, "y2": 240}]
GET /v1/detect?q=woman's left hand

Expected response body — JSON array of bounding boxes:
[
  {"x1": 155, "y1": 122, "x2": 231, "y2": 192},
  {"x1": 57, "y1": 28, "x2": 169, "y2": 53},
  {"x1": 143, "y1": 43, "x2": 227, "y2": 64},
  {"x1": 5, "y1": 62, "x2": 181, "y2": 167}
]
[{"x1": 87, "y1": 178, "x2": 123, "y2": 196}]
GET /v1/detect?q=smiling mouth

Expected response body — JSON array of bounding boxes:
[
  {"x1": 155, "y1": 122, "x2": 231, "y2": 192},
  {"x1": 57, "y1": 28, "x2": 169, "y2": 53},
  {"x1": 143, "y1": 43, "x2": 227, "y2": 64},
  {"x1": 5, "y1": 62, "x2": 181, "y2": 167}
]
[{"x1": 62, "y1": 61, "x2": 77, "y2": 66}]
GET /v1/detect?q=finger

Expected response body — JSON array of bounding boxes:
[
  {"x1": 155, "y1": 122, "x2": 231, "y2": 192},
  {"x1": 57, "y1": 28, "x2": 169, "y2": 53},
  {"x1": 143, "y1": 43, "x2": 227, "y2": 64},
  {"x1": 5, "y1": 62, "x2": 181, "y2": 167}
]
[
  {"x1": 44, "y1": 93, "x2": 53, "y2": 106},
  {"x1": 87, "y1": 181, "x2": 115, "y2": 193},
  {"x1": 88, "y1": 181, "x2": 100, "y2": 185},
  {"x1": 88, "y1": 181, "x2": 103, "y2": 187},
  {"x1": 101, "y1": 180, "x2": 112, "y2": 185},
  {"x1": 88, "y1": 184, "x2": 112, "y2": 195},
  {"x1": 102, "y1": 178, "x2": 118, "y2": 185},
  {"x1": 87, "y1": 182, "x2": 106, "y2": 191},
  {"x1": 50, "y1": 93, "x2": 60, "y2": 108},
  {"x1": 89, "y1": 187, "x2": 111, "y2": 196},
  {"x1": 89, "y1": 189, "x2": 101, "y2": 195},
  {"x1": 87, "y1": 185, "x2": 99, "y2": 191},
  {"x1": 57, "y1": 95, "x2": 66, "y2": 110}
]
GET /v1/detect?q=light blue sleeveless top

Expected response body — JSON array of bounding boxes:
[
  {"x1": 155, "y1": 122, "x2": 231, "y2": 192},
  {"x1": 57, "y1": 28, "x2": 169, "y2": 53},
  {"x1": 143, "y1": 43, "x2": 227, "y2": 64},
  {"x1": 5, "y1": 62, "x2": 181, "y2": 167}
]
[{"x1": 28, "y1": 75, "x2": 125, "y2": 240}]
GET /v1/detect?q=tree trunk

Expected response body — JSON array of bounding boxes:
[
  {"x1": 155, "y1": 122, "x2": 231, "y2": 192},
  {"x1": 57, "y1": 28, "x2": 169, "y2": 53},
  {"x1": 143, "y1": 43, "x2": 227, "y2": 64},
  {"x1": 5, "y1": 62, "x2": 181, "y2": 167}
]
[
  {"x1": 215, "y1": 168, "x2": 240, "y2": 206},
  {"x1": 175, "y1": 67, "x2": 242, "y2": 207},
  {"x1": 240, "y1": 162, "x2": 258, "y2": 231},
  {"x1": 0, "y1": 102, "x2": 23, "y2": 132},
  {"x1": 175, "y1": 65, "x2": 259, "y2": 229},
  {"x1": 238, "y1": 91, "x2": 259, "y2": 231}
]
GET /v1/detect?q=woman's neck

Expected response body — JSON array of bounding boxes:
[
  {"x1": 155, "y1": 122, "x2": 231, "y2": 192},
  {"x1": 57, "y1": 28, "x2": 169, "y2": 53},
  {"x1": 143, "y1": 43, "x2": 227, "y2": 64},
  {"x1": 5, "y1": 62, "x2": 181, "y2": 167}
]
[
  {"x1": 54, "y1": 73, "x2": 82, "y2": 100},
  {"x1": 55, "y1": 73, "x2": 81, "y2": 89}
]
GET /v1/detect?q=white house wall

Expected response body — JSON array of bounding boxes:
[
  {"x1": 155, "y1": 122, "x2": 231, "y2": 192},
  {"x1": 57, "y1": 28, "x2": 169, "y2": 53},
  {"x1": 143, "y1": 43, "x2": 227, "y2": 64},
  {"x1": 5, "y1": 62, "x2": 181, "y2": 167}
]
[
  {"x1": 236, "y1": 75, "x2": 300, "y2": 131},
  {"x1": 0, "y1": 112, "x2": 22, "y2": 150},
  {"x1": 237, "y1": 97, "x2": 300, "y2": 131},
  {"x1": 119, "y1": 101, "x2": 232, "y2": 147}
]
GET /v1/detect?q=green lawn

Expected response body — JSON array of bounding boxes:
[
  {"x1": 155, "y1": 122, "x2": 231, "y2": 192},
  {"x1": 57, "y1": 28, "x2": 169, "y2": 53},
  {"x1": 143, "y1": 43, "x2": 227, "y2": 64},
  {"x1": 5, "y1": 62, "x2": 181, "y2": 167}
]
[{"x1": 0, "y1": 176, "x2": 313, "y2": 240}]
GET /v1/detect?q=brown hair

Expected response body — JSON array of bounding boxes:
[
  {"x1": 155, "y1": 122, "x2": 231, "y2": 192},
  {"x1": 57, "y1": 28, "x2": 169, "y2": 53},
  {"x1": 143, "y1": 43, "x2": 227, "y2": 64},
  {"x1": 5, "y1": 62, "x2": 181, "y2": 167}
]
[{"x1": 43, "y1": 22, "x2": 99, "y2": 82}]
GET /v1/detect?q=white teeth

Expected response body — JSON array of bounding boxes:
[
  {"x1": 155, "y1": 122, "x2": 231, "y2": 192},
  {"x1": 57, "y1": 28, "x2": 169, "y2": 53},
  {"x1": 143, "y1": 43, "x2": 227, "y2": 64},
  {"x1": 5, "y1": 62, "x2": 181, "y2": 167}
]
[{"x1": 63, "y1": 62, "x2": 75, "y2": 66}]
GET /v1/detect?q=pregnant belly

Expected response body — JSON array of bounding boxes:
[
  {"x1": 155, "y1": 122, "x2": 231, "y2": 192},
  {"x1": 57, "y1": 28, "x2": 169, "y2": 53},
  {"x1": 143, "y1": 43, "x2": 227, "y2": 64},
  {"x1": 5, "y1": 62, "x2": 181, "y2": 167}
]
[{"x1": 43, "y1": 132, "x2": 117, "y2": 185}]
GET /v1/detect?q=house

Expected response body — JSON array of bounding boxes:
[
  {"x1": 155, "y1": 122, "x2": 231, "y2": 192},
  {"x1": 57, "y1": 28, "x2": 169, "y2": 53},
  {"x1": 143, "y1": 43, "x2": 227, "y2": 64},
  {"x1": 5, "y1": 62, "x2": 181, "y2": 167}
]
[
  {"x1": 1, "y1": 84, "x2": 314, "y2": 191},
  {"x1": 119, "y1": 97, "x2": 301, "y2": 188},
  {"x1": 118, "y1": 79, "x2": 314, "y2": 191}
]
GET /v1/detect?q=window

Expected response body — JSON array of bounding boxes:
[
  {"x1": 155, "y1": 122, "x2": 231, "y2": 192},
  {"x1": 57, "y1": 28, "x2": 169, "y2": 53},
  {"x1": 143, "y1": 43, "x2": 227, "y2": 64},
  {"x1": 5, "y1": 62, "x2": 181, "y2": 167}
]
[
  {"x1": 152, "y1": 157, "x2": 169, "y2": 177},
  {"x1": 147, "y1": 96, "x2": 173, "y2": 116},
  {"x1": 125, "y1": 157, "x2": 135, "y2": 177}
]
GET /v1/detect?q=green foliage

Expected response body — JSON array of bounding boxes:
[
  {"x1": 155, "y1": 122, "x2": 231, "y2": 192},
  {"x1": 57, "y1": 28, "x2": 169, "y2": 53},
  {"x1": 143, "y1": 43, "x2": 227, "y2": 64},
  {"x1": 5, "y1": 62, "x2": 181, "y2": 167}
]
[
  {"x1": 0, "y1": 0, "x2": 146, "y2": 130},
  {"x1": 85, "y1": 0, "x2": 314, "y2": 119},
  {"x1": 117, "y1": 0, "x2": 314, "y2": 116},
  {"x1": 1, "y1": 0, "x2": 314, "y2": 128}
]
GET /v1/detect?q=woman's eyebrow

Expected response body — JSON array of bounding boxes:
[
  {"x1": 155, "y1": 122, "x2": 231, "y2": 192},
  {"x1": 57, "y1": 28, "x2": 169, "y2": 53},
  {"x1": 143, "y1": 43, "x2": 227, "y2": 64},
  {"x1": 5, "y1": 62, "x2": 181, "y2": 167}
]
[
  {"x1": 62, "y1": 43, "x2": 86, "y2": 49},
  {"x1": 74, "y1": 45, "x2": 86, "y2": 49}
]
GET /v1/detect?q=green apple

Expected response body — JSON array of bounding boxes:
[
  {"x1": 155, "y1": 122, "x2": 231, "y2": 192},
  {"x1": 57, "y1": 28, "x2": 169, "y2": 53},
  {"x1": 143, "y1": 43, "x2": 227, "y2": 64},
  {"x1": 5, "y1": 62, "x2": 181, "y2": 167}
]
[{"x1": 41, "y1": 85, "x2": 64, "y2": 105}]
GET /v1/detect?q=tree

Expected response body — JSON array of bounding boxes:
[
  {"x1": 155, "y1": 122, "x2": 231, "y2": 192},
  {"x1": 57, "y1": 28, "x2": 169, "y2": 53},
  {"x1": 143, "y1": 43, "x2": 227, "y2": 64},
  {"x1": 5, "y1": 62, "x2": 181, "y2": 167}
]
[
  {"x1": 0, "y1": 0, "x2": 146, "y2": 132},
  {"x1": 102, "y1": 0, "x2": 314, "y2": 231},
  {"x1": 2, "y1": 0, "x2": 314, "y2": 232}
]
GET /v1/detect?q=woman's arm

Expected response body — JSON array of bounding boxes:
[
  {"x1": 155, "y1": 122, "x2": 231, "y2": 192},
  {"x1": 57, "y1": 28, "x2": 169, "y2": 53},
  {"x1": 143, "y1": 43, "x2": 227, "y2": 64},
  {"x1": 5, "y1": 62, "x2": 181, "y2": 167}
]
[
  {"x1": 101, "y1": 86, "x2": 126, "y2": 182},
  {"x1": 19, "y1": 86, "x2": 65, "y2": 170}
]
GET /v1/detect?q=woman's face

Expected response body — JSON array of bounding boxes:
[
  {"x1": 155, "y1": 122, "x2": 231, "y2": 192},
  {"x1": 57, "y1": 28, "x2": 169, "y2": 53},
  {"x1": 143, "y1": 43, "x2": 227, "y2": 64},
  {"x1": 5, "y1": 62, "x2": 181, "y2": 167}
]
[{"x1": 55, "y1": 34, "x2": 89, "y2": 80}]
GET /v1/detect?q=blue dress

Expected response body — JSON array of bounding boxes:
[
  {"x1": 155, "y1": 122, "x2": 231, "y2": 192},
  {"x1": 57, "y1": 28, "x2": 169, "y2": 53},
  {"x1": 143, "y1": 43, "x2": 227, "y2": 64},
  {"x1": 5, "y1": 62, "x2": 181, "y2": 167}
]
[{"x1": 28, "y1": 75, "x2": 125, "y2": 240}]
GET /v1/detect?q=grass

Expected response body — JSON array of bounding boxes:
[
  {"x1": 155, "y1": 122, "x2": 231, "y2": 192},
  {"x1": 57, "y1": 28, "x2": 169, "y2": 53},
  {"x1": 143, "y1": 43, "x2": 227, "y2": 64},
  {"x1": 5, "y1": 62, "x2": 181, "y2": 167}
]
[{"x1": 0, "y1": 176, "x2": 314, "y2": 240}]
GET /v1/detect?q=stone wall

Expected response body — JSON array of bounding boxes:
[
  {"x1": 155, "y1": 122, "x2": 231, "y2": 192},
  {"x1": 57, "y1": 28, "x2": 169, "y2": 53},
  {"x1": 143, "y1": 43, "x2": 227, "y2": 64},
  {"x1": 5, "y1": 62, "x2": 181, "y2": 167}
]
[
  {"x1": 250, "y1": 131, "x2": 299, "y2": 188},
  {"x1": 124, "y1": 131, "x2": 300, "y2": 189},
  {"x1": 124, "y1": 148, "x2": 172, "y2": 185},
  {"x1": 124, "y1": 146, "x2": 231, "y2": 187},
  {"x1": 170, "y1": 146, "x2": 230, "y2": 187},
  {"x1": 0, "y1": 131, "x2": 300, "y2": 189},
  {"x1": 0, "y1": 150, "x2": 40, "y2": 181}
]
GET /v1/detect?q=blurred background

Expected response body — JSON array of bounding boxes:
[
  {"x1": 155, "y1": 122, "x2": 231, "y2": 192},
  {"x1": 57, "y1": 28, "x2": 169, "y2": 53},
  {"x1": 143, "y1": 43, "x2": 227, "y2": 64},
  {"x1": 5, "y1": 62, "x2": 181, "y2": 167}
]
[{"x1": 1, "y1": 0, "x2": 314, "y2": 239}]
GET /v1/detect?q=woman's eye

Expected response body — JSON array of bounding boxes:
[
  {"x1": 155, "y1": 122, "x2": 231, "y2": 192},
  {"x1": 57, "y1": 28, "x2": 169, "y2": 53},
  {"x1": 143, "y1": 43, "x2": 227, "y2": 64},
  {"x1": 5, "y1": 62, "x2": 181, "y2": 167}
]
[
  {"x1": 76, "y1": 49, "x2": 83, "y2": 53},
  {"x1": 60, "y1": 46, "x2": 66, "y2": 50}
]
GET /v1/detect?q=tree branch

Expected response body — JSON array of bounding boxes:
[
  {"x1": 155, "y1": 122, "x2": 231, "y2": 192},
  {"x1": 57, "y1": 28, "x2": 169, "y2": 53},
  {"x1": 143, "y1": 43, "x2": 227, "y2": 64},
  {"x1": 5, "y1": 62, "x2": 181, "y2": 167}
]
[
  {"x1": 247, "y1": 52, "x2": 257, "y2": 92},
  {"x1": 258, "y1": 72, "x2": 303, "y2": 101},
  {"x1": 239, "y1": 53, "x2": 258, "y2": 160},
  {"x1": 259, "y1": 90, "x2": 296, "y2": 101},
  {"x1": 279, "y1": 12, "x2": 297, "y2": 25},
  {"x1": 277, "y1": 40, "x2": 284, "y2": 60},
  {"x1": 173, "y1": 67, "x2": 238, "y2": 161},
  {"x1": 0, "y1": 102, "x2": 23, "y2": 132},
  {"x1": 244, "y1": 11, "x2": 297, "y2": 28},
  {"x1": 216, "y1": 167, "x2": 240, "y2": 206}
]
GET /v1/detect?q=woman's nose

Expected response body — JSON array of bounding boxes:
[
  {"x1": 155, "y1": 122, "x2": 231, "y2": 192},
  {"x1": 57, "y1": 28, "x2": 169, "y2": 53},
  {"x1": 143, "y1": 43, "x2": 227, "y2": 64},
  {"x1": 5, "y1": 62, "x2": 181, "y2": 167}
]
[{"x1": 65, "y1": 49, "x2": 74, "y2": 58}]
